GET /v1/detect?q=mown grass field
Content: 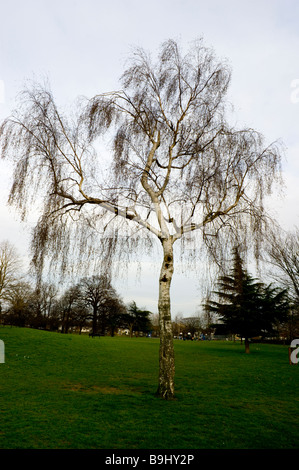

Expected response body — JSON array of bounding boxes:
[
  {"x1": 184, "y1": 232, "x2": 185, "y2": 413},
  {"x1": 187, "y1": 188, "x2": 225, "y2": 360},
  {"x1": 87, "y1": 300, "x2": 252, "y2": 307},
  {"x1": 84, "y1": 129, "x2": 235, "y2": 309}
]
[{"x1": 0, "y1": 327, "x2": 298, "y2": 449}]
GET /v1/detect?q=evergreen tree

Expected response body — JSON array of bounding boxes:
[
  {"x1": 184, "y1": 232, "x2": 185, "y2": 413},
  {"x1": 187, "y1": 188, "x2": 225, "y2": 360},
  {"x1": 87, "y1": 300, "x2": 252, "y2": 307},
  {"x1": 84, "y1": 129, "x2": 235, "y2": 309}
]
[
  {"x1": 125, "y1": 301, "x2": 152, "y2": 337},
  {"x1": 205, "y1": 247, "x2": 289, "y2": 353}
]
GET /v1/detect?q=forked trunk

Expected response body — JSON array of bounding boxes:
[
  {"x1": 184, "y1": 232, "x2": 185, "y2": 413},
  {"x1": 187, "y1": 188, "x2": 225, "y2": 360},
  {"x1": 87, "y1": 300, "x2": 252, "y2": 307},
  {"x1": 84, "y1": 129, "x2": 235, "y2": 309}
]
[{"x1": 156, "y1": 240, "x2": 175, "y2": 400}]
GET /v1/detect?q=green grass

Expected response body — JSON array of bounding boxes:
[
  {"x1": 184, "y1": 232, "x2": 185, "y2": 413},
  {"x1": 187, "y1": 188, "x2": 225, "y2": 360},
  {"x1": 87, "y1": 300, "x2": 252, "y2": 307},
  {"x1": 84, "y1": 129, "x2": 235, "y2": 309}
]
[{"x1": 0, "y1": 327, "x2": 298, "y2": 449}]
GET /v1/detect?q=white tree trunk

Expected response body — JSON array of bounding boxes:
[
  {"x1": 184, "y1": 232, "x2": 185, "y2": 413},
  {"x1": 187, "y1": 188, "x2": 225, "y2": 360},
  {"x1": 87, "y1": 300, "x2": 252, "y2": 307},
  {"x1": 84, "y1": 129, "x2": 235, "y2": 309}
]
[{"x1": 157, "y1": 239, "x2": 175, "y2": 399}]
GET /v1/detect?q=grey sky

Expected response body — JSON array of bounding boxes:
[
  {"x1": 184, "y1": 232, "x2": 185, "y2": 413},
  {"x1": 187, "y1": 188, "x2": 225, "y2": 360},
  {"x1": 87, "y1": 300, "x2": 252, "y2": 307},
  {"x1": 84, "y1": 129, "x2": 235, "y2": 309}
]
[{"x1": 0, "y1": 0, "x2": 299, "y2": 315}]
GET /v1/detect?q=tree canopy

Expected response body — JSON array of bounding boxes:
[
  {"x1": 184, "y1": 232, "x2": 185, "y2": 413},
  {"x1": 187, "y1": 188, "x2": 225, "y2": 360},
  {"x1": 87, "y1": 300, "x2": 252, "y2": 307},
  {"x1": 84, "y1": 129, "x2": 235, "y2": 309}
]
[
  {"x1": 0, "y1": 240, "x2": 23, "y2": 313},
  {"x1": 0, "y1": 39, "x2": 282, "y2": 278}
]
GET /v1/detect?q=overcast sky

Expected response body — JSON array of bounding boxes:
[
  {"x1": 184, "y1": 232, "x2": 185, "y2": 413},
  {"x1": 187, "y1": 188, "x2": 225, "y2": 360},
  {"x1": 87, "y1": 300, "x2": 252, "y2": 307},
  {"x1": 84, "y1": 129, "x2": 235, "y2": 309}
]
[{"x1": 0, "y1": 0, "x2": 299, "y2": 316}]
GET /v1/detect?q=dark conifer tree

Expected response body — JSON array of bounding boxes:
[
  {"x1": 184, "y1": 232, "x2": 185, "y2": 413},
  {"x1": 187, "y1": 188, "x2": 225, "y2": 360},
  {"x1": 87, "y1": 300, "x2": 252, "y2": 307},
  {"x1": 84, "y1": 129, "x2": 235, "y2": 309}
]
[{"x1": 205, "y1": 247, "x2": 289, "y2": 353}]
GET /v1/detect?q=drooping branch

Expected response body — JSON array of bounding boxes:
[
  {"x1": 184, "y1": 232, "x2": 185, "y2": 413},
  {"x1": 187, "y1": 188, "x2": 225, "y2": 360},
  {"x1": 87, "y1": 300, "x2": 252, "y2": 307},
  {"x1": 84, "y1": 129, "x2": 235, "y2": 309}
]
[{"x1": 0, "y1": 38, "x2": 284, "y2": 282}]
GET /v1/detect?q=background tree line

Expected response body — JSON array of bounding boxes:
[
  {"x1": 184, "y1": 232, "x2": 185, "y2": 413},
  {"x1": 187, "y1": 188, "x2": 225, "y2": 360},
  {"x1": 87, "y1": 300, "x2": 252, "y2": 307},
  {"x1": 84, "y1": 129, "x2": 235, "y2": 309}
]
[
  {"x1": 1, "y1": 226, "x2": 299, "y2": 345},
  {"x1": 0, "y1": 241, "x2": 152, "y2": 335}
]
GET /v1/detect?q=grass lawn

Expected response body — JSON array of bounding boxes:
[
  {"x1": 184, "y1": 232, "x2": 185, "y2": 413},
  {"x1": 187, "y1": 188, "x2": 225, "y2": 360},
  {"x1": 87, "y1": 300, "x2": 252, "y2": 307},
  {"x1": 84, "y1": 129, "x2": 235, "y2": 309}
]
[{"x1": 0, "y1": 327, "x2": 298, "y2": 449}]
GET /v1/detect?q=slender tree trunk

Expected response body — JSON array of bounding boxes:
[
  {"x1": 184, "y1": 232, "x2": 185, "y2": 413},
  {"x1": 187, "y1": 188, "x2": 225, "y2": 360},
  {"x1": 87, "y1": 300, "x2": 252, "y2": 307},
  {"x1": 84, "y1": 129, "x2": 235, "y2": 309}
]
[
  {"x1": 245, "y1": 337, "x2": 250, "y2": 354},
  {"x1": 156, "y1": 239, "x2": 175, "y2": 400},
  {"x1": 100, "y1": 312, "x2": 106, "y2": 335},
  {"x1": 92, "y1": 305, "x2": 98, "y2": 335}
]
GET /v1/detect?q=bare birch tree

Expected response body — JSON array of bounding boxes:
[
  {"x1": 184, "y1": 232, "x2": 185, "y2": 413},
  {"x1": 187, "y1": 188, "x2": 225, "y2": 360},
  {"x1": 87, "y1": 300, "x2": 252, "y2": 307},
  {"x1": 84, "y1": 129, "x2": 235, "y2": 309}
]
[
  {"x1": 0, "y1": 240, "x2": 23, "y2": 314},
  {"x1": 0, "y1": 39, "x2": 283, "y2": 398},
  {"x1": 265, "y1": 226, "x2": 299, "y2": 301}
]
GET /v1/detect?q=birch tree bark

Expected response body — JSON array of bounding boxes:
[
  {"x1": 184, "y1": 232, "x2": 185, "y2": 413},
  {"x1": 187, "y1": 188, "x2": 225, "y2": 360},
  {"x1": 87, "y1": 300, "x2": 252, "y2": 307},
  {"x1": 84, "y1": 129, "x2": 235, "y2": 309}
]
[{"x1": 157, "y1": 239, "x2": 175, "y2": 398}]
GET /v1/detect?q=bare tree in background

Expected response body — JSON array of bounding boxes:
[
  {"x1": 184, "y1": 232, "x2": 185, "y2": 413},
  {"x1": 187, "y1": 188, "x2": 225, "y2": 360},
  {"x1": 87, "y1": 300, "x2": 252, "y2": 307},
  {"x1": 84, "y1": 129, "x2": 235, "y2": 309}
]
[
  {"x1": 266, "y1": 226, "x2": 299, "y2": 301},
  {"x1": 4, "y1": 280, "x2": 33, "y2": 327},
  {"x1": 0, "y1": 39, "x2": 283, "y2": 398},
  {"x1": 33, "y1": 282, "x2": 58, "y2": 318},
  {"x1": 0, "y1": 240, "x2": 23, "y2": 315},
  {"x1": 78, "y1": 274, "x2": 120, "y2": 336},
  {"x1": 265, "y1": 226, "x2": 299, "y2": 340}
]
